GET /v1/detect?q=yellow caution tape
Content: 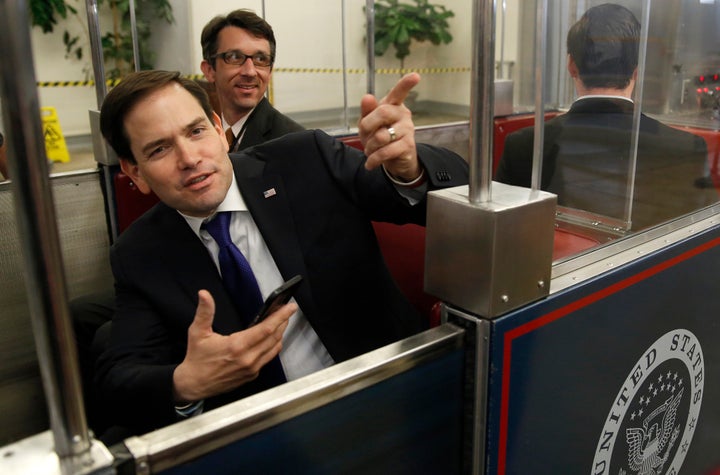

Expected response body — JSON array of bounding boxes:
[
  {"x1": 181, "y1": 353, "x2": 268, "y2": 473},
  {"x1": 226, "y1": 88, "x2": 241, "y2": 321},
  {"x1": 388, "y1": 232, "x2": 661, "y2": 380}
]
[
  {"x1": 35, "y1": 79, "x2": 123, "y2": 87},
  {"x1": 35, "y1": 68, "x2": 471, "y2": 87}
]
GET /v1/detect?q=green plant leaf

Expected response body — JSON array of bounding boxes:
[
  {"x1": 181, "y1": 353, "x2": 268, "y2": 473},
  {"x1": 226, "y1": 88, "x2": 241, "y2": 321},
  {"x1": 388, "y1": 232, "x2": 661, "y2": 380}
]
[
  {"x1": 371, "y1": 0, "x2": 454, "y2": 64},
  {"x1": 31, "y1": 0, "x2": 174, "y2": 79}
]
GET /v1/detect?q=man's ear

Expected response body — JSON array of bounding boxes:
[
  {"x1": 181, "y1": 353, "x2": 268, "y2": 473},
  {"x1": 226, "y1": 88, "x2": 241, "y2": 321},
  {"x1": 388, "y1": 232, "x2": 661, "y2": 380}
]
[
  {"x1": 119, "y1": 158, "x2": 152, "y2": 195},
  {"x1": 200, "y1": 60, "x2": 216, "y2": 83},
  {"x1": 567, "y1": 55, "x2": 579, "y2": 78},
  {"x1": 212, "y1": 111, "x2": 223, "y2": 129},
  {"x1": 212, "y1": 112, "x2": 230, "y2": 150}
]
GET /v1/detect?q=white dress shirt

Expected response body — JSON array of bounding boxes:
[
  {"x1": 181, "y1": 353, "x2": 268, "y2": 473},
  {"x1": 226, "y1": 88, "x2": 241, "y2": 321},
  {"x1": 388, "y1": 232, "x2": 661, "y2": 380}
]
[{"x1": 180, "y1": 175, "x2": 335, "y2": 381}]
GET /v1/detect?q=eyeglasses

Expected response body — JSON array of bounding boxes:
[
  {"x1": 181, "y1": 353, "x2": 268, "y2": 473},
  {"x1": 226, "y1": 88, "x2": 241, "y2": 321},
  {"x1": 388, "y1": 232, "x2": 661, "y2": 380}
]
[{"x1": 210, "y1": 50, "x2": 273, "y2": 68}]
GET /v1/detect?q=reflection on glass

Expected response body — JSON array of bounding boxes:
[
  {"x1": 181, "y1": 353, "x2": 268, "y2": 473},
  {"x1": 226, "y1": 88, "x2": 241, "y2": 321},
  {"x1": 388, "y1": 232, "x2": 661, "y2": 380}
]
[
  {"x1": 495, "y1": 1, "x2": 718, "y2": 234},
  {"x1": 29, "y1": 1, "x2": 474, "y2": 177}
]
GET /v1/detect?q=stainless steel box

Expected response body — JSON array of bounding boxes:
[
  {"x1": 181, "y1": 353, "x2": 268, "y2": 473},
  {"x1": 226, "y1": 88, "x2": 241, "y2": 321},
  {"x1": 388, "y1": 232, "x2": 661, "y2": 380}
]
[{"x1": 425, "y1": 182, "x2": 556, "y2": 318}]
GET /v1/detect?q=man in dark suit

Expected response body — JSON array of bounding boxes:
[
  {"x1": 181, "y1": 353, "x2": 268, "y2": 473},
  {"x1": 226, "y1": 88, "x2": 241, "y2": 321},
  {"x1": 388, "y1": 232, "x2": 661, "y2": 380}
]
[
  {"x1": 94, "y1": 69, "x2": 467, "y2": 435},
  {"x1": 495, "y1": 3, "x2": 714, "y2": 230},
  {"x1": 200, "y1": 9, "x2": 304, "y2": 152},
  {"x1": 72, "y1": 11, "x2": 308, "y2": 434}
]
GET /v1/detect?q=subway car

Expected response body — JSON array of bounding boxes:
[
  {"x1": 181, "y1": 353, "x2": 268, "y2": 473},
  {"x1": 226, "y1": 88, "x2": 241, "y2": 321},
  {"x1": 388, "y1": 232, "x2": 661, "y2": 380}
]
[{"x1": 1, "y1": 0, "x2": 719, "y2": 473}]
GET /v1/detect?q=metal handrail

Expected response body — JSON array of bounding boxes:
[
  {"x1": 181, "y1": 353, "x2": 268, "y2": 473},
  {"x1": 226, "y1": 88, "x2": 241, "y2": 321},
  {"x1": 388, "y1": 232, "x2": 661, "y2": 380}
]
[
  {"x1": 468, "y1": 0, "x2": 495, "y2": 204},
  {"x1": 123, "y1": 324, "x2": 465, "y2": 473},
  {"x1": 0, "y1": 0, "x2": 91, "y2": 467}
]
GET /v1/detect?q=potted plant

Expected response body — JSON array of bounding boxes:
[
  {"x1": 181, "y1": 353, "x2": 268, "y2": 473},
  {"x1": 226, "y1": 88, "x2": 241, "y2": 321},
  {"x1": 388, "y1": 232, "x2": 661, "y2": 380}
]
[
  {"x1": 30, "y1": 0, "x2": 174, "y2": 80},
  {"x1": 372, "y1": 0, "x2": 454, "y2": 73},
  {"x1": 370, "y1": 0, "x2": 454, "y2": 108}
]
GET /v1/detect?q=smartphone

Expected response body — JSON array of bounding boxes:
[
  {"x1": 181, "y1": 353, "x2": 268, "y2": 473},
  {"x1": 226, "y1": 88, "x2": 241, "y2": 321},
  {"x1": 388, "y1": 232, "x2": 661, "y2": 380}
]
[{"x1": 251, "y1": 274, "x2": 303, "y2": 326}]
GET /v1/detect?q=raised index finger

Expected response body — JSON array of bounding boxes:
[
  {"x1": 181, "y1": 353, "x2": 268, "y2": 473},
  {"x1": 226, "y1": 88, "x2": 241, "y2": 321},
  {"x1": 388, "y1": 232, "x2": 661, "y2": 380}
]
[{"x1": 381, "y1": 73, "x2": 421, "y2": 106}]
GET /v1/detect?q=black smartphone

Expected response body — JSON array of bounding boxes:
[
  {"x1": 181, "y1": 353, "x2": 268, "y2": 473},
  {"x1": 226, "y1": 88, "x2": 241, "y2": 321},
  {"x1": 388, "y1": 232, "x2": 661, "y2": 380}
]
[{"x1": 251, "y1": 275, "x2": 303, "y2": 325}]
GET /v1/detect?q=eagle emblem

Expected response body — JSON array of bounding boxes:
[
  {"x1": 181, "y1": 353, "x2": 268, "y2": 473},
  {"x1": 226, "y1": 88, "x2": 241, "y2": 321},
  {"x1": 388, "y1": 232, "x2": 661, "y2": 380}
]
[
  {"x1": 593, "y1": 330, "x2": 703, "y2": 475},
  {"x1": 624, "y1": 387, "x2": 683, "y2": 475}
]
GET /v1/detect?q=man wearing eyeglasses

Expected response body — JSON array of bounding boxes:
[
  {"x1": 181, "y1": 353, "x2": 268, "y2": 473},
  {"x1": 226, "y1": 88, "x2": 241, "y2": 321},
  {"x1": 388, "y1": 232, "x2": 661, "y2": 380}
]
[{"x1": 200, "y1": 9, "x2": 303, "y2": 152}]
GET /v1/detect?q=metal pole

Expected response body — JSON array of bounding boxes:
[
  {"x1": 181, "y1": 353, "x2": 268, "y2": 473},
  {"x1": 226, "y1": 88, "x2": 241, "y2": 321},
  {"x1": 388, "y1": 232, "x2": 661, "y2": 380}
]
[
  {"x1": 468, "y1": 0, "x2": 496, "y2": 204},
  {"x1": 86, "y1": 0, "x2": 120, "y2": 243},
  {"x1": 625, "y1": 0, "x2": 651, "y2": 225},
  {"x1": 342, "y1": 0, "x2": 350, "y2": 130},
  {"x1": 365, "y1": 0, "x2": 376, "y2": 95},
  {"x1": 498, "y1": 0, "x2": 506, "y2": 79},
  {"x1": 530, "y1": 0, "x2": 548, "y2": 191},
  {"x1": 129, "y1": 0, "x2": 141, "y2": 72},
  {"x1": 86, "y1": 0, "x2": 107, "y2": 106},
  {"x1": 0, "y1": 0, "x2": 91, "y2": 464}
]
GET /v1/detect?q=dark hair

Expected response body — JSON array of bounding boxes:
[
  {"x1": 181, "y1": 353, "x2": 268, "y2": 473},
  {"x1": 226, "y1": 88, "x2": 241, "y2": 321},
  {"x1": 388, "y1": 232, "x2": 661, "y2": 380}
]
[
  {"x1": 100, "y1": 70, "x2": 215, "y2": 163},
  {"x1": 201, "y1": 9, "x2": 276, "y2": 66},
  {"x1": 567, "y1": 3, "x2": 640, "y2": 89}
]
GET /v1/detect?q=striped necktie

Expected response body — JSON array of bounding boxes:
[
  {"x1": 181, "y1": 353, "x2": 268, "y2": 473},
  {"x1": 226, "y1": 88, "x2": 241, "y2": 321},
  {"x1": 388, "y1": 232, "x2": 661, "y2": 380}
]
[{"x1": 225, "y1": 127, "x2": 235, "y2": 151}]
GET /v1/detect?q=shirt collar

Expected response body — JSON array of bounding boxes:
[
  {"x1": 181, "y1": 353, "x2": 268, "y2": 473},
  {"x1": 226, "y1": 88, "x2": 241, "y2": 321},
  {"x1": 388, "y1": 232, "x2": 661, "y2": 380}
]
[
  {"x1": 222, "y1": 108, "x2": 256, "y2": 137},
  {"x1": 574, "y1": 94, "x2": 633, "y2": 105},
  {"x1": 179, "y1": 173, "x2": 248, "y2": 236}
]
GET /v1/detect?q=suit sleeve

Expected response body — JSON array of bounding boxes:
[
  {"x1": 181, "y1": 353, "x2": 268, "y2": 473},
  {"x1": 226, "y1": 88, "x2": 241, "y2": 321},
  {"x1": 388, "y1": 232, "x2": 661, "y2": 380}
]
[
  {"x1": 416, "y1": 142, "x2": 469, "y2": 190},
  {"x1": 93, "y1": 216, "x2": 204, "y2": 433},
  {"x1": 94, "y1": 245, "x2": 185, "y2": 433},
  {"x1": 308, "y1": 130, "x2": 468, "y2": 225}
]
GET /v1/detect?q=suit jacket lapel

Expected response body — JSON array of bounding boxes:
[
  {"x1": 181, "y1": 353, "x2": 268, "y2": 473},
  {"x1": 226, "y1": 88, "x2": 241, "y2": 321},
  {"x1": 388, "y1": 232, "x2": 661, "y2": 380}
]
[
  {"x1": 235, "y1": 97, "x2": 273, "y2": 150},
  {"x1": 154, "y1": 204, "x2": 249, "y2": 335},
  {"x1": 231, "y1": 155, "x2": 316, "y2": 315}
]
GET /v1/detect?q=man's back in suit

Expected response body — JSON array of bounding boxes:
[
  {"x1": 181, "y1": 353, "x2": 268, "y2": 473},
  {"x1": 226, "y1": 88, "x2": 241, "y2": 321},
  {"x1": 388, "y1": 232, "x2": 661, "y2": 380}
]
[{"x1": 496, "y1": 97, "x2": 713, "y2": 230}]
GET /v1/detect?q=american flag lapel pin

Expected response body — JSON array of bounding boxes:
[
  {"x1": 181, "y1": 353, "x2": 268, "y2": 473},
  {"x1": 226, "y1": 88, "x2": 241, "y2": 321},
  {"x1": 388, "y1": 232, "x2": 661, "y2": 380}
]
[{"x1": 263, "y1": 188, "x2": 277, "y2": 199}]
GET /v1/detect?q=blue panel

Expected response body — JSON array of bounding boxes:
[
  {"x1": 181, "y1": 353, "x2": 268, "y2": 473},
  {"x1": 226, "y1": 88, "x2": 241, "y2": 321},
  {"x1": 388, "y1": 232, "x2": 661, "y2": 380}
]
[
  {"x1": 486, "y1": 227, "x2": 720, "y2": 474},
  {"x1": 163, "y1": 349, "x2": 465, "y2": 475}
]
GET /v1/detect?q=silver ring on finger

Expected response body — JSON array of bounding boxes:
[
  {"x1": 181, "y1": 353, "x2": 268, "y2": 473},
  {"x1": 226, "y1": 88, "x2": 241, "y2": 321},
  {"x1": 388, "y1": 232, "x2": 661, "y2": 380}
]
[{"x1": 387, "y1": 126, "x2": 397, "y2": 142}]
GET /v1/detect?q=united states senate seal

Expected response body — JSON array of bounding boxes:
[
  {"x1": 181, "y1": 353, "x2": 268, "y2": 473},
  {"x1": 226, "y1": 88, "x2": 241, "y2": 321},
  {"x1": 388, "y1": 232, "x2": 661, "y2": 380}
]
[{"x1": 592, "y1": 329, "x2": 704, "y2": 475}]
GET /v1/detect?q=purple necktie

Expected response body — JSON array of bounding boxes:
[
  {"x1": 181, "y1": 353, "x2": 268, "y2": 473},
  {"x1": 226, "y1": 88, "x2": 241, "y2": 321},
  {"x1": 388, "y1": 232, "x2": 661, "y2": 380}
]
[
  {"x1": 203, "y1": 211, "x2": 263, "y2": 325},
  {"x1": 203, "y1": 211, "x2": 286, "y2": 386}
]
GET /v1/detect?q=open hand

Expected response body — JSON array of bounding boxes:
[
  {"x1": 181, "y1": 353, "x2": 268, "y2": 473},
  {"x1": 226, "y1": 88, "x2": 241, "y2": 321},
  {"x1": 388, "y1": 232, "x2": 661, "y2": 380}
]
[{"x1": 172, "y1": 289, "x2": 295, "y2": 403}]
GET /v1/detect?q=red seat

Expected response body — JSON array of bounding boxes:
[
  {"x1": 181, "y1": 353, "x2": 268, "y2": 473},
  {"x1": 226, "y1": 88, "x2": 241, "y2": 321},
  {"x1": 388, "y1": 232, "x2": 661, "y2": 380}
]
[
  {"x1": 371, "y1": 222, "x2": 441, "y2": 327},
  {"x1": 552, "y1": 228, "x2": 601, "y2": 260},
  {"x1": 113, "y1": 171, "x2": 159, "y2": 234},
  {"x1": 341, "y1": 135, "x2": 442, "y2": 325}
]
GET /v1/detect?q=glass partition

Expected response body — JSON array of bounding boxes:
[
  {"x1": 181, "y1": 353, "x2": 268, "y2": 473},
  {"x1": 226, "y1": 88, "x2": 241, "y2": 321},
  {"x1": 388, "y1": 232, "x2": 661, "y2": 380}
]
[
  {"x1": 496, "y1": 0, "x2": 720, "y2": 248},
  {"x1": 23, "y1": 0, "x2": 720, "y2": 236},
  {"x1": 26, "y1": 0, "x2": 475, "y2": 178}
]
